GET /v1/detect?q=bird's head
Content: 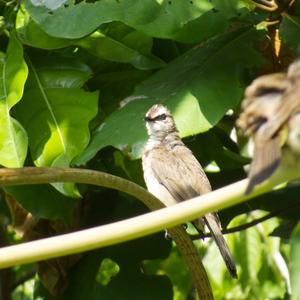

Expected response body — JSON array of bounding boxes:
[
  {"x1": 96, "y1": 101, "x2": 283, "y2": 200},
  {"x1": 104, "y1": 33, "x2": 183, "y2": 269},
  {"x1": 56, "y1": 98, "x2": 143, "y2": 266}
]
[{"x1": 144, "y1": 104, "x2": 177, "y2": 137}]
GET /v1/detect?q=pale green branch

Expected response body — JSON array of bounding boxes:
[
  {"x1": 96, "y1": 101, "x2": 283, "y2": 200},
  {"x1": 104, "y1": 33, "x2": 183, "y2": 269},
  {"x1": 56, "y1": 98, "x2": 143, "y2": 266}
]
[
  {"x1": 0, "y1": 167, "x2": 281, "y2": 267},
  {"x1": 0, "y1": 166, "x2": 292, "y2": 298},
  {"x1": 0, "y1": 167, "x2": 214, "y2": 300},
  {"x1": 0, "y1": 166, "x2": 276, "y2": 267}
]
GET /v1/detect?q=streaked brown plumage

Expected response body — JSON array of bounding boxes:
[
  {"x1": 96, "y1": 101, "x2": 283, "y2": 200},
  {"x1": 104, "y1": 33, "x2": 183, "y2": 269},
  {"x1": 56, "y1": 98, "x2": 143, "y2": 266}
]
[
  {"x1": 142, "y1": 104, "x2": 237, "y2": 278},
  {"x1": 237, "y1": 60, "x2": 300, "y2": 194}
]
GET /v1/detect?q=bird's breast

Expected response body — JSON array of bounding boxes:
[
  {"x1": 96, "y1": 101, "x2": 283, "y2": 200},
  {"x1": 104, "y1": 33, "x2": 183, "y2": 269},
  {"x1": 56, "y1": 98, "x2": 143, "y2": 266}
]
[{"x1": 142, "y1": 152, "x2": 178, "y2": 206}]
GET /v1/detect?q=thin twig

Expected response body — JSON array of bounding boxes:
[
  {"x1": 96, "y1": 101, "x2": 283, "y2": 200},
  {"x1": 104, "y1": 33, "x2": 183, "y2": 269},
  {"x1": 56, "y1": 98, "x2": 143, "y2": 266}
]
[
  {"x1": 191, "y1": 202, "x2": 300, "y2": 240},
  {"x1": 251, "y1": 0, "x2": 279, "y2": 11}
]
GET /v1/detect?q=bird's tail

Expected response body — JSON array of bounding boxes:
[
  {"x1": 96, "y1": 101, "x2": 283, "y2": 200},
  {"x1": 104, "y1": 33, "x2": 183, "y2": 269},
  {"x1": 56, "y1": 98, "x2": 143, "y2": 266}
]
[{"x1": 202, "y1": 214, "x2": 237, "y2": 278}]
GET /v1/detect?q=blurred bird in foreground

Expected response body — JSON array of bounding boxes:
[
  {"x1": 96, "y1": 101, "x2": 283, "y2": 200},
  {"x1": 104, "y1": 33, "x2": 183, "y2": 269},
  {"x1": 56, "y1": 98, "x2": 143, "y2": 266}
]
[
  {"x1": 142, "y1": 104, "x2": 237, "y2": 278},
  {"x1": 237, "y1": 60, "x2": 300, "y2": 194}
]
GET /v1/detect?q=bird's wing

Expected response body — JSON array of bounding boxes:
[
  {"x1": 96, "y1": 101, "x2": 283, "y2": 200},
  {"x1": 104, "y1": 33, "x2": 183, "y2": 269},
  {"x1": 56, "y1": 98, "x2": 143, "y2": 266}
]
[
  {"x1": 245, "y1": 82, "x2": 300, "y2": 193},
  {"x1": 246, "y1": 136, "x2": 281, "y2": 194},
  {"x1": 148, "y1": 146, "x2": 237, "y2": 278},
  {"x1": 148, "y1": 146, "x2": 211, "y2": 203},
  {"x1": 237, "y1": 72, "x2": 289, "y2": 193},
  {"x1": 261, "y1": 82, "x2": 300, "y2": 140}
]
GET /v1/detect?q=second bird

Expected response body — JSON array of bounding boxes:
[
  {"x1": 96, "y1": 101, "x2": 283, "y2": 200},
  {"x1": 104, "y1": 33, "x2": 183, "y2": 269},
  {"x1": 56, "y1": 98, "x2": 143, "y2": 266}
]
[{"x1": 142, "y1": 104, "x2": 237, "y2": 278}]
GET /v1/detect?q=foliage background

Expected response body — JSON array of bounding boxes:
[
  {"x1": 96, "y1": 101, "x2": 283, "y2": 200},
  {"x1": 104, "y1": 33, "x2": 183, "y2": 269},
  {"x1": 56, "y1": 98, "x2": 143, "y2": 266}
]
[{"x1": 0, "y1": 0, "x2": 300, "y2": 299}]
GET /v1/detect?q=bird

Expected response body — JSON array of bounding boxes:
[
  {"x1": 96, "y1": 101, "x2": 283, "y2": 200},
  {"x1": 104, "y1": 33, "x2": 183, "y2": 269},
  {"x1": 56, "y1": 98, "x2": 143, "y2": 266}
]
[
  {"x1": 142, "y1": 104, "x2": 237, "y2": 278},
  {"x1": 237, "y1": 60, "x2": 300, "y2": 194}
]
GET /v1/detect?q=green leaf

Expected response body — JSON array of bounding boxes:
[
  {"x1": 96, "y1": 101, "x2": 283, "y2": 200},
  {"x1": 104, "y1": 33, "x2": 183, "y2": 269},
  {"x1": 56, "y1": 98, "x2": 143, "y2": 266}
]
[
  {"x1": 75, "y1": 26, "x2": 264, "y2": 164},
  {"x1": 280, "y1": 15, "x2": 300, "y2": 54},
  {"x1": 25, "y1": 0, "x2": 213, "y2": 39},
  {"x1": 89, "y1": 69, "x2": 150, "y2": 115},
  {"x1": 202, "y1": 213, "x2": 286, "y2": 299},
  {"x1": 5, "y1": 184, "x2": 77, "y2": 222},
  {"x1": 172, "y1": 10, "x2": 229, "y2": 43},
  {"x1": 212, "y1": 0, "x2": 250, "y2": 17},
  {"x1": 247, "y1": 185, "x2": 300, "y2": 219},
  {"x1": 15, "y1": 56, "x2": 98, "y2": 196},
  {"x1": 290, "y1": 222, "x2": 300, "y2": 300},
  {"x1": 146, "y1": 247, "x2": 192, "y2": 300},
  {"x1": 0, "y1": 33, "x2": 28, "y2": 167},
  {"x1": 36, "y1": 248, "x2": 172, "y2": 300},
  {"x1": 34, "y1": 190, "x2": 172, "y2": 299},
  {"x1": 77, "y1": 31, "x2": 165, "y2": 70},
  {"x1": 32, "y1": 0, "x2": 68, "y2": 10},
  {"x1": 233, "y1": 215, "x2": 262, "y2": 285},
  {"x1": 16, "y1": 7, "x2": 77, "y2": 49}
]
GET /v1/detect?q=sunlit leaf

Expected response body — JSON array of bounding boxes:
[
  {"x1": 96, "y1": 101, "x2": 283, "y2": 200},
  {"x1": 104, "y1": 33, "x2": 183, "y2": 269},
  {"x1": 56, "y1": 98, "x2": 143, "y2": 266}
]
[
  {"x1": 15, "y1": 56, "x2": 98, "y2": 196},
  {"x1": 31, "y1": 0, "x2": 68, "y2": 10},
  {"x1": 77, "y1": 26, "x2": 165, "y2": 70},
  {"x1": 290, "y1": 222, "x2": 300, "y2": 300},
  {"x1": 76, "y1": 26, "x2": 264, "y2": 164},
  {"x1": 172, "y1": 10, "x2": 229, "y2": 43},
  {"x1": 0, "y1": 32, "x2": 28, "y2": 167},
  {"x1": 25, "y1": 0, "x2": 213, "y2": 39},
  {"x1": 212, "y1": 0, "x2": 250, "y2": 17},
  {"x1": 16, "y1": 8, "x2": 77, "y2": 49}
]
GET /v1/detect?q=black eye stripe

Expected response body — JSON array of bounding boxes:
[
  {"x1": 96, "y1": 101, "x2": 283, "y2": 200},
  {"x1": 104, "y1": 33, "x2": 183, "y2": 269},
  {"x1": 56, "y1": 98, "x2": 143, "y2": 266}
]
[
  {"x1": 145, "y1": 114, "x2": 169, "y2": 122},
  {"x1": 155, "y1": 114, "x2": 167, "y2": 121},
  {"x1": 254, "y1": 87, "x2": 284, "y2": 97}
]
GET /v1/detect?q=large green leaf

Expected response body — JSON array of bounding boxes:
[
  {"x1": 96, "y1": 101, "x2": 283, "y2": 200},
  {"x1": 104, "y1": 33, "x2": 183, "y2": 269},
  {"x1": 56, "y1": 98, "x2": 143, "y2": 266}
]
[
  {"x1": 0, "y1": 33, "x2": 28, "y2": 167},
  {"x1": 172, "y1": 10, "x2": 229, "y2": 43},
  {"x1": 77, "y1": 30, "x2": 165, "y2": 70},
  {"x1": 16, "y1": 8, "x2": 77, "y2": 49},
  {"x1": 290, "y1": 222, "x2": 300, "y2": 300},
  {"x1": 15, "y1": 57, "x2": 98, "y2": 196},
  {"x1": 234, "y1": 215, "x2": 262, "y2": 286},
  {"x1": 75, "y1": 26, "x2": 264, "y2": 164},
  {"x1": 280, "y1": 15, "x2": 300, "y2": 54},
  {"x1": 5, "y1": 184, "x2": 77, "y2": 222},
  {"x1": 212, "y1": 0, "x2": 250, "y2": 17},
  {"x1": 25, "y1": 0, "x2": 213, "y2": 39},
  {"x1": 205, "y1": 214, "x2": 285, "y2": 300},
  {"x1": 88, "y1": 68, "x2": 150, "y2": 115},
  {"x1": 17, "y1": 11, "x2": 165, "y2": 70}
]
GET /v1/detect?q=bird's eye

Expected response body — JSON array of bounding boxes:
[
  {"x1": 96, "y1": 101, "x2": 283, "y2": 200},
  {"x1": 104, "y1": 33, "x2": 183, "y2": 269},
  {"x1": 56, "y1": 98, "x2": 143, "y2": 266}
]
[
  {"x1": 155, "y1": 114, "x2": 167, "y2": 121},
  {"x1": 254, "y1": 87, "x2": 284, "y2": 97},
  {"x1": 144, "y1": 113, "x2": 168, "y2": 122}
]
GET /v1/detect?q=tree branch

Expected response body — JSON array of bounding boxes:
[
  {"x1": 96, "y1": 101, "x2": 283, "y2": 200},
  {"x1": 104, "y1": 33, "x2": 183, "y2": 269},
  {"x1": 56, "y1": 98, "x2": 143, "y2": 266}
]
[
  {"x1": 0, "y1": 167, "x2": 214, "y2": 300},
  {"x1": 0, "y1": 166, "x2": 294, "y2": 298},
  {"x1": 0, "y1": 166, "x2": 265, "y2": 269}
]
